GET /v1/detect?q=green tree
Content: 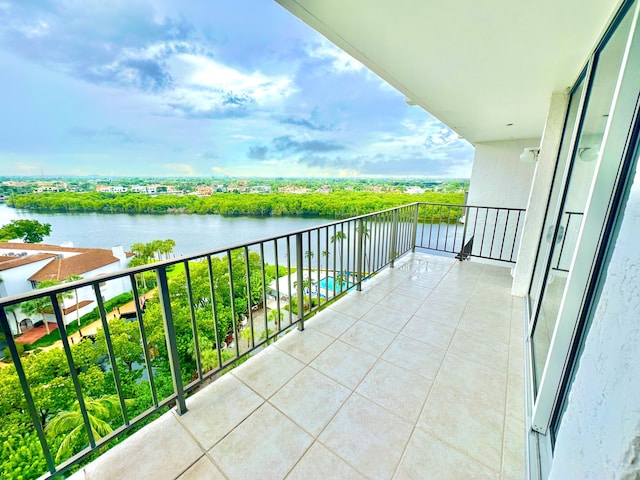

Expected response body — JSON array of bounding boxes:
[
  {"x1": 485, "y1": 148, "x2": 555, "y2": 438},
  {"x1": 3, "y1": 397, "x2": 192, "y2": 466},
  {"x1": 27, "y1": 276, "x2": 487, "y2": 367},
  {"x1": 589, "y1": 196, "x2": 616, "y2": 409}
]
[
  {"x1": 45, "y1": 395, "x2": 123, "y2": 462},
  {"x1": 0, "y1": 219, "x2": 52, "y2": 243},
  {"x1": 64, "y1": 275, "x2": 83, "y2": 326},
  {"x1": 304, "y1": 250, "x2": 314, "y2": 282},
  {"x1": 330, "y1": 230, "x2": 348, "y2": 271},
  {"x1": 20, "y1": 281, "x2": 72, "y2": 335}
]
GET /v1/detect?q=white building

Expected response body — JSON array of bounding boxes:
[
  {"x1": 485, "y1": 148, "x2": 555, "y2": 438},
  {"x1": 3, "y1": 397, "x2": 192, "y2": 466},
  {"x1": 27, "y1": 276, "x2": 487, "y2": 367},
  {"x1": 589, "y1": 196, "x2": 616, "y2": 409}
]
[
  {"x1": 276, "y1": 0, "x2": 640, "y2": 477},
  {"x1": 0, "y1": 242, "x2": 132, "y2": 335}
]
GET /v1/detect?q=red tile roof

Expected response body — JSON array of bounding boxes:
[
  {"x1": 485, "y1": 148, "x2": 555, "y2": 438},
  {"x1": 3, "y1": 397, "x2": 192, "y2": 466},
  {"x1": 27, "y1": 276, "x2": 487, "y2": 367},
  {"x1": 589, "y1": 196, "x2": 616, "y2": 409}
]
[
  {"x1": 0, "y1": 253, "x2": 58, "y2": 271},
  {"x1": 28, "y1": 250, "x2": 121, "y2": 282}
]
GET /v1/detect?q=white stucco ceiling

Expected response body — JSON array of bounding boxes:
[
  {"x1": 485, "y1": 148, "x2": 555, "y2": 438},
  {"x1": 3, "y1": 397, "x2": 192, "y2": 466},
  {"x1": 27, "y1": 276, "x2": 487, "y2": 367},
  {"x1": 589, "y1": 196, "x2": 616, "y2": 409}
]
[{"x1": 276, "y1": 0, "x2": 622, "y2": 144}]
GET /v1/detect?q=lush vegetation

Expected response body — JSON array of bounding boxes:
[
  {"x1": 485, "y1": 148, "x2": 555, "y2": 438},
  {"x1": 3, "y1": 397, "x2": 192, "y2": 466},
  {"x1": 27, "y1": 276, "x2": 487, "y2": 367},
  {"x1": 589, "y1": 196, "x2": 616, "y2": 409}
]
[
  {"x1": 7, "y1": 191, "x2": 464, "y2": 218},
  {"x1": 0, "y1": 249, "x2": 281, "y2": 479},
  {"x1": 0, "y1": 219, "x2": 52, "y2": 243}
]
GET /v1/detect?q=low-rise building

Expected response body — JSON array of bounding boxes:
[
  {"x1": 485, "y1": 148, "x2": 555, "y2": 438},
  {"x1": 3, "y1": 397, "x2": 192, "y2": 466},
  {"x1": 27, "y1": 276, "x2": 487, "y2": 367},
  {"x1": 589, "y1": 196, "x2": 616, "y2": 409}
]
[{"x1": 0, "y1": 242, "x2": 132, "y2": 335}]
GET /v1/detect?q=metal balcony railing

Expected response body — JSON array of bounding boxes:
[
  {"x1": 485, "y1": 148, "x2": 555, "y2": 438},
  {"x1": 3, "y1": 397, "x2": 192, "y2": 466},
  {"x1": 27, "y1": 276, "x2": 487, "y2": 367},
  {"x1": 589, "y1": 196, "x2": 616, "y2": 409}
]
[{"x1": 0, "y1": 202, "x2": 525, "y2": 479}]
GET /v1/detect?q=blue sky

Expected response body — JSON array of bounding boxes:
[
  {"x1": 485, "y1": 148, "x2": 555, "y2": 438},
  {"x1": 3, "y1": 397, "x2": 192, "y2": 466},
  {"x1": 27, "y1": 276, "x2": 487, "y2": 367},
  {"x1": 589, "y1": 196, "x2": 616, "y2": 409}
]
[{"x1": 0, "y1": 0, "x2": 473, "y2": 178}]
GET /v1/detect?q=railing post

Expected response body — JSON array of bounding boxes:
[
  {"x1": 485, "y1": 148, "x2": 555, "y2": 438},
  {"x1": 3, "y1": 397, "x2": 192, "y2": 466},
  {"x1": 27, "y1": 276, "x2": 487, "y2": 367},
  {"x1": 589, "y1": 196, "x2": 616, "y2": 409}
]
[
  {"x1": 458, "y1": 205, "x2": 471, "y2": 261},
  {"x1": 390, "y1": 209, "x2": 399, "y2": 268},
  {"x1": 295, "y1": 233, "x2": 305, "y2": 331},
  {"x1": 156, "y1": 266, "x2": 187, "y2": 415},
  {"x1": 356, "y1": 218, "x2": 364, "y2": 291},
  {"x1": 411, "y1": 203, "x2": 420, "y2": 252}
]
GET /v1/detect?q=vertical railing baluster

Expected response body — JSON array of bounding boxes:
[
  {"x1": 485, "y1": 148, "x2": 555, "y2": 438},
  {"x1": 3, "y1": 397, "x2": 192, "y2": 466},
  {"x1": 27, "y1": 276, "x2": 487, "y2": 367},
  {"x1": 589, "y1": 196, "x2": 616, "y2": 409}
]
[
  {"x1": 357, "y1": 218, "x2": 364, "y2": 291},
  {"x1": 244, "y1": 247, "x2": 255, "y2": 349},
  {"x1": 0, "y1": 306, "x2": 56, "y2": 474},
  {"x1": 155, "y1": 267, "x2": 187, "y2": 415},
  {"x1": 458, "y1": 205, "x2": 471, "y2": 261},
  {"x1": 295, "y1": 233, "x2": 305, "y2": 331},
  {"x1": 227, "y1": 251, "x2": 240, "y2": 359},
  {"x1": 390, "y1": 209, "x2": 399, "y2": 268},
  {"x1": 129, "y1": 274, "x2": 158, "y2": 406},
  {"x1": 510, "y1": 210, "x2": 523, "y2": 263},
  {"x1": 411, "y1": 203, "x2": 419, "y2": 252},
  {"x1": 184, "y1": 262, "x2": 202, "y2": 382},
  {"x1": 260, "y1": 243, "x2": 269, "y2": 342},
  {"x1": 93, "y1": 285, "x2": 129, "y2": 424},
  {"x1": 207, "y1": 256, "x2": 223, "y2": 368},
  {"x1": 273, "y1": 239, "x2": 282, "y2": 332},
  {"x1": 500, "y1": 210, "x2": 510, "y2": 261},
  {"x1": 286, "y1": 236, "x2": 293, "y2": 326}
]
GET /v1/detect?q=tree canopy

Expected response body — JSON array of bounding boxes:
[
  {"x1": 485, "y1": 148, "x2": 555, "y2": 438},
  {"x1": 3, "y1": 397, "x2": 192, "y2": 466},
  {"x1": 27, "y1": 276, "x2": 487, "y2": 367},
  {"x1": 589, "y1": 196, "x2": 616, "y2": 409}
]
[{"x1": 0, "y1": 219, "x2": 52, "y2": 243}]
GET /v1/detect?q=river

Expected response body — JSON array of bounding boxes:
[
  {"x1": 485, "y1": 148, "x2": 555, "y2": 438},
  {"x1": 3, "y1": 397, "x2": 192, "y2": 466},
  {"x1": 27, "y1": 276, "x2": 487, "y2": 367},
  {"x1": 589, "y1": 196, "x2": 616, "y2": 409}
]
[{"x1": 0, "y1": 203, "x2": 333, "y2": 260}]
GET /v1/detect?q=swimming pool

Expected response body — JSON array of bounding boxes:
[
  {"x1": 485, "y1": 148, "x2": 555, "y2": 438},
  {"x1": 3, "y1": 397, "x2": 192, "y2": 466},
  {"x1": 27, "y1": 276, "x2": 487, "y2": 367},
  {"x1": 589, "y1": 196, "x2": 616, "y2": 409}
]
[{"x1": 316, "y1": 276, "x2": 348, "y2": 292}]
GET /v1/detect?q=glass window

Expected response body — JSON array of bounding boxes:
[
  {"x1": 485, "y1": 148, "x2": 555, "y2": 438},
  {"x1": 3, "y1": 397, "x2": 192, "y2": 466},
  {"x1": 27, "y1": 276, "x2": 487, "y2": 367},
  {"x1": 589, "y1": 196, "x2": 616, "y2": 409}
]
[{"x1": 531, "y1": 6, "x2": 635, "y2": 397}]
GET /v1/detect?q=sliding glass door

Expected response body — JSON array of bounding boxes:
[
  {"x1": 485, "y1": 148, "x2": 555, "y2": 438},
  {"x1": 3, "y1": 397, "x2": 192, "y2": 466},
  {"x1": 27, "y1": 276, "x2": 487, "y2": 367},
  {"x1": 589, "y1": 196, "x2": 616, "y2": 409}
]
[{"x1": 527, "y1": 0, "x2": 640, "y2": 443}]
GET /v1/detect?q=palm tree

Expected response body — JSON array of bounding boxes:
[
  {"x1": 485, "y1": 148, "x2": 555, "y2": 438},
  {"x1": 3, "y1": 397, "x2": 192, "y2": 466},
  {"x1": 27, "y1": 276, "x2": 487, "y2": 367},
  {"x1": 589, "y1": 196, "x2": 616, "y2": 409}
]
[
  {"x1": 21, "y1": 280, "x2": 72, "y2": 335},
  {"x1": 64, "y1": 275, "x2": 83, "y2": 326},
  {"x1": 159, "y1": 239, "x2": 176, "y2": 259},
  {"x1": 356, "y1": 223, "x2": 371, "y2": 273},
  {"x1": 304, "y1": 250, "x2": 314, "y2": 282},
  {"x1": 45, "y1": 395, "x2": 123, "y2": 462},
  {"x1": 330, "y1": 230, "x2": 347, "y2": 262}
]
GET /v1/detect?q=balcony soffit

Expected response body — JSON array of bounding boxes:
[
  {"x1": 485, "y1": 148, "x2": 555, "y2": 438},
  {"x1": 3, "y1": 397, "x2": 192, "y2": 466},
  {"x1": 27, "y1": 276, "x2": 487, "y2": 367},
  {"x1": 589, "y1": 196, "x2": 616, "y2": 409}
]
[{"x1": 275, "y1": 0, "x2": 622, "y2": 144}]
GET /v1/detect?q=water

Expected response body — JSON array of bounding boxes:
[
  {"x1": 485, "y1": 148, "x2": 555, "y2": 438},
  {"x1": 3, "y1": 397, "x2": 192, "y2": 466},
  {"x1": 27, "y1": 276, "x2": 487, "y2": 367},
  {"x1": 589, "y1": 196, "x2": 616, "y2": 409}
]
[
  {"x1": 317, "y1": 276, "x2": 347, "y2": 292},
  {"x1": 0, "y1": 203, "x2": 332, "y2": 259}
]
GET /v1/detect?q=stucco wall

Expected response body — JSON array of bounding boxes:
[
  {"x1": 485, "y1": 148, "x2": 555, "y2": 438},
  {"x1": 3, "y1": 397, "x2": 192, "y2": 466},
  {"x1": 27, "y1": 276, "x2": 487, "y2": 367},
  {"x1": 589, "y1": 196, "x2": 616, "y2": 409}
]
[
  {"x1": 467, "y1": 139, "x2": 539, "y2": 209},
  {"x1": 550, "y1": 164, "x2": 640, "y2": 478}
]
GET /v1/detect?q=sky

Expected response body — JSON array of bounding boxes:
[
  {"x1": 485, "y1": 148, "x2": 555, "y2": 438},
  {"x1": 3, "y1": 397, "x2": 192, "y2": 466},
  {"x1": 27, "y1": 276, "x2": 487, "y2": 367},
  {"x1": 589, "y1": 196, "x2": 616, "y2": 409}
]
[{"x1": 0, "y1": 0, "x2": 474, "y2": 179}]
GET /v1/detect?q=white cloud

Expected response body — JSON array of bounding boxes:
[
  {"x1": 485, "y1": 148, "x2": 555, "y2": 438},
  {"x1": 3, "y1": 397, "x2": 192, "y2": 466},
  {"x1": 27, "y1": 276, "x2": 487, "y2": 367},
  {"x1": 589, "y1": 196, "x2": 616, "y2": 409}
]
[
  {"x1": 163, "y1": 163, "x2": 195, "y2": 176},
  {"x1": 306, "y1": 38, "x2": 364, "y2": 74},
  {"x1": 169, "y1": 53, "x2": 294, "y2": 104}
]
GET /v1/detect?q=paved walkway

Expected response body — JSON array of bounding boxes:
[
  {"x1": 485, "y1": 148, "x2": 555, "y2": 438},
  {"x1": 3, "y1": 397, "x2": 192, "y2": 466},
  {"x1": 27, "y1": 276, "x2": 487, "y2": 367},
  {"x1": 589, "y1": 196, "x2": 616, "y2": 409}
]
[{"x1": 70, "y1": 253, "x2": 525, "y2": 479}]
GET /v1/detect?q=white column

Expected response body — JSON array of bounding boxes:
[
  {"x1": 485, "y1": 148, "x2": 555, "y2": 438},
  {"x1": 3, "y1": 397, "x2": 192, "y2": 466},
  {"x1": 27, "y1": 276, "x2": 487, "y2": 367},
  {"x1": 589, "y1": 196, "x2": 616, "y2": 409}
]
[{"x1": 511, "y1": 92, "x2": 569, "y2": 296}]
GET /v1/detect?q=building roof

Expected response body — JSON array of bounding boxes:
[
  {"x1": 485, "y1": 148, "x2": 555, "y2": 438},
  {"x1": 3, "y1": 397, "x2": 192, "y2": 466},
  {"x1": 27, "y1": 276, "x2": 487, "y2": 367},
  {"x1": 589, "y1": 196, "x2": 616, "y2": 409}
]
[
  {"x1": 0, "y1": 242, "x2": 89, "y2": 253},
  {"x1": 276, "y1": 0, "x2": 620, "y2": 143},
  {"x1": 28, "y1": 250, "x2": 120, "y2": 282},
  {"x1": 0, "y1": 253, "x2": 58, "y2": 272}
]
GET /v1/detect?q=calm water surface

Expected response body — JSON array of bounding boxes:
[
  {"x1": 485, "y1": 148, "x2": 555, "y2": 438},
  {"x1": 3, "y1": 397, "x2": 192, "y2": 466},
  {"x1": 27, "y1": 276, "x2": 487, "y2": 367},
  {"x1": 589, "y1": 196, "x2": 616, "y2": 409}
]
[{"x1": 0, "y1": 203, "x2": 333, "y2": 259}]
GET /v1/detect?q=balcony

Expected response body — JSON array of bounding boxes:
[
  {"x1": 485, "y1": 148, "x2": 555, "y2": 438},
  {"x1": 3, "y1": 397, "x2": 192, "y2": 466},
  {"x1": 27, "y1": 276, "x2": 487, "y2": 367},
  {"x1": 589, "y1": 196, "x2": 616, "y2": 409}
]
[{"x1": 0, "y1": 203, "x2": 525, "y2": 479}]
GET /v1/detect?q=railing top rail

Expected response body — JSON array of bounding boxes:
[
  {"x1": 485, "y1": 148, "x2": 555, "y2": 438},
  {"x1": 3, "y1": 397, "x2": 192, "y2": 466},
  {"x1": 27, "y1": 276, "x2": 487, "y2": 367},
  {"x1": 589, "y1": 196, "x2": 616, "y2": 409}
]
[{"x1": 0, "y1": 202, "x2": 525, "y2": 307}]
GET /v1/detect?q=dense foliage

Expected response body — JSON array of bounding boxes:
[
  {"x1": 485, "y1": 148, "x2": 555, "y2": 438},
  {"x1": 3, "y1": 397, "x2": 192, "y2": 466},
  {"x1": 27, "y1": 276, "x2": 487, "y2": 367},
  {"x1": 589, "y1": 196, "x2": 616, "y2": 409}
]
[
  {"x1": 8, "y1": 191, "x2": 464, "y2": 218},
  {"x1": 0, "y1": 249, "x2": 277, "y2": 479},
  {"x1": 0, "y1": 219, "x2": 52, "y2": 243}
]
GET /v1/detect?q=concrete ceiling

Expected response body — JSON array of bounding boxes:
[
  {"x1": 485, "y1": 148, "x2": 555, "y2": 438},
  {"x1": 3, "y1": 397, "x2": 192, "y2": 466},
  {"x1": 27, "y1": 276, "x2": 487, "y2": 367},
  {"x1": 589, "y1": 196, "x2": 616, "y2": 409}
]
[{"x1": 276, "y1": 0, "x2": 622, "y2": 144}]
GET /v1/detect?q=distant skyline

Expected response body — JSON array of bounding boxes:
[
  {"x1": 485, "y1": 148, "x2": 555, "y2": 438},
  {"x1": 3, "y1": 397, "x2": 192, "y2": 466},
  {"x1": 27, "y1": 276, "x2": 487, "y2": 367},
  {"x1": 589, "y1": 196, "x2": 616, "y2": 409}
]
[{"x1": 0, "y1": 1, "x2": 474, "y2": 178}]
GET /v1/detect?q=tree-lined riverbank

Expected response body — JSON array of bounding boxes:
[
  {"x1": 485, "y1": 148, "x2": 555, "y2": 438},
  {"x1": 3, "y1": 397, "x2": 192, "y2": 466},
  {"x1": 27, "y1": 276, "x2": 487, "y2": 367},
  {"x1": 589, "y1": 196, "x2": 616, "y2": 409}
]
[{"x1": 7, "y1": 191, "x2": 464, "y2": 218}]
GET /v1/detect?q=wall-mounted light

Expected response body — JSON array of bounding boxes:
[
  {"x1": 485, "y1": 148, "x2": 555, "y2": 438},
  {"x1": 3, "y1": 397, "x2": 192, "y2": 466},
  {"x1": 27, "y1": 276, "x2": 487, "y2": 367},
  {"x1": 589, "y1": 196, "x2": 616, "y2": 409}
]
[
  {"x1": 578, "y1": 147, "x2": 598, "y2": 162},
  {"x1": 520, "y1": 148, "x2": 540, "y2": 163},
  {"x1": 405, "y1": 96, "x2": 417, "y2": 106}
]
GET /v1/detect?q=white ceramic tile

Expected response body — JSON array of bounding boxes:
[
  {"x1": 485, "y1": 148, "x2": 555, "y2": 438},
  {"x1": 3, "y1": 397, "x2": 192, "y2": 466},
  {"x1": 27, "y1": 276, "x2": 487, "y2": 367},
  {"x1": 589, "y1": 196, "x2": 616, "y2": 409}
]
[
  {"x1": 274, "y1": 327, "x2": 334, "y2": 364},
  {"x1": 395, "y1": 427, "x2": 499, "y2": 479},
  {"x1": 447, "y1": 329, "x2": 509, "y2": 372},
  {"x1": 356, "y1": 360, "x2": 432, "y2": 423},
  {"x1": 328, "y1": 296, "x2": 376, "y2": 319},
  {"x1": 177, "y1": 456, "x2": 226, "y2": 480},
  {"x1": 180, "y1": 374, "x2": 264, "y2": 450},
  {"x1": 418, "y1": 381, "x2": 505, "y2": 471},
  {"x1": 310, "y1": 340, "x2": 378, "y2": 389},
  {"x1": 270, "y1": 368, "x2": 351, "y2": 435},
  {"x1": 400, "y1": 315, "x2": 456, "y2": 351},
  {"x1": 232, "y1": 346, "x2": 305, "y2": 399},
  {"x1": 287, "y1": 442, "x2": 366, "y2": 480},
  {"x1": 382, "y1": 335, "x2": 445, "y2": 380},
  {"x1": 339, "y1": 320, "x2": 395, "y2": 356},
  {"x1": 360, "y1": 303, "x2": 412, "y2": 333},
  {"x1": 320, "y1": 394, "x2": 413, "y2": 480},
  {"x1": 81, "y1": 412, "x2": 203, "y2": 480},
  {"x1": 209, "y1": 403, "x2": 313, "y2": 480},
  {"x1": 306, "y1": 309, "x2": 358, "y2": 338}
]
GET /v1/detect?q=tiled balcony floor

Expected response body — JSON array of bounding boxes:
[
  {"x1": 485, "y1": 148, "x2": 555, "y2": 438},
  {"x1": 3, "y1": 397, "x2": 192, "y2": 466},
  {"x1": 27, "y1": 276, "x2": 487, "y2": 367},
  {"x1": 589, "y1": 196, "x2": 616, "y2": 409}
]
[{"x1": 70, "y1": 252, "x2": 525, "y2": 480}]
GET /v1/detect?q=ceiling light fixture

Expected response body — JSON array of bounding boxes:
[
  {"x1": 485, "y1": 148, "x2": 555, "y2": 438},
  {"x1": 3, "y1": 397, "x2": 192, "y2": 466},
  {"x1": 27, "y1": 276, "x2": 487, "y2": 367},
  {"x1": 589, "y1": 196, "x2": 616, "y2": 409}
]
[
  {"x1": 520, "y1": 148, "x2": 540, "y2": 163},
  {"x1": 578, "y1": 147, "x2": 599, "y2": 162}
]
